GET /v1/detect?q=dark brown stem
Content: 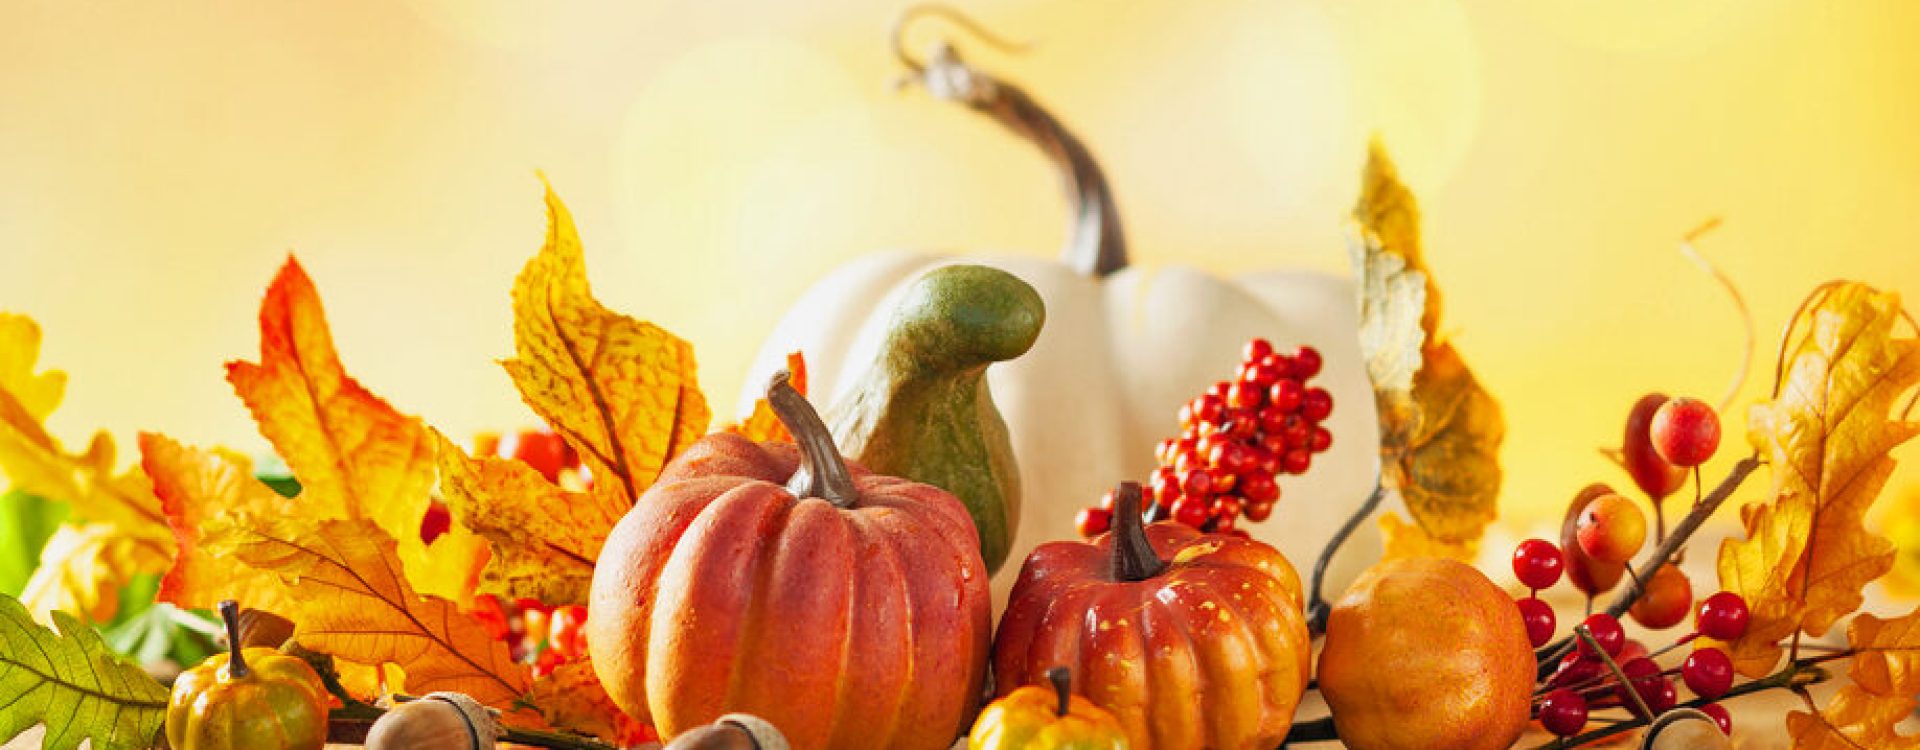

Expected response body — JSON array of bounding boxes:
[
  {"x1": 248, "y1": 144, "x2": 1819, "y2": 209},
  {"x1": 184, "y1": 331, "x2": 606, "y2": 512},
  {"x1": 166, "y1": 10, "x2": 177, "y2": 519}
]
[
  {"x1": 1576, "y1": 626, "x2": 1651, "y2": 719},
  {"x1": 1108, "y1": 482, "x2": 1167, "y2": 582},
  {"x1": 1306, "y1": 480, "x2": 1385, "y2": 635},
  {"x1": 1047, "y1": 666, "x2": 1072, "y2": 717},
  {"x1": 767, "y1": 370, "x2": 858, "y2": 508},
  {"x1": 1536, "y1": 454, "x2": 1762, "y2": 678},
  {"x1": 218, "y1": 600, "x2": 248, "y2": 679},
  {"x1": 896, "y1": 17, "x2": 1127, "y2": 278}
]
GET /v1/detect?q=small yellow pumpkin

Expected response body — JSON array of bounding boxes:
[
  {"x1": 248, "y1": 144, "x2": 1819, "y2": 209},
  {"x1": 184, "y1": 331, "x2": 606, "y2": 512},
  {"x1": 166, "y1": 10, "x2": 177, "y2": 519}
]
[
  {"x1": 969, "y1": 667, "x2": 1127, "y2": 750},
  {"x1": 166, "y1": 600, "x2": 329, "y2": 750}
]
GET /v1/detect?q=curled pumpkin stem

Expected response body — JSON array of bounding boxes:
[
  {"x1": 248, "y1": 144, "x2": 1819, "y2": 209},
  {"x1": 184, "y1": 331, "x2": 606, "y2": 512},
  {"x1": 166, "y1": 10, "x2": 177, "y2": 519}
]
[
  {"x1": 767, "y1": 370, "x2": 858, "y2": 508},
  {"x1": 1106, "y1": 482, "x2": 1167, "y2": 582}
]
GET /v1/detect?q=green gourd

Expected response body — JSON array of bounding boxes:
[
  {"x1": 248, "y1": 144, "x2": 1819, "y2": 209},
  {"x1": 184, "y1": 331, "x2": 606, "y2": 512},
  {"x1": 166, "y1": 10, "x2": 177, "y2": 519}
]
[{"x1": 828, "y1": 264, "x2": 1044, "y2": 574}]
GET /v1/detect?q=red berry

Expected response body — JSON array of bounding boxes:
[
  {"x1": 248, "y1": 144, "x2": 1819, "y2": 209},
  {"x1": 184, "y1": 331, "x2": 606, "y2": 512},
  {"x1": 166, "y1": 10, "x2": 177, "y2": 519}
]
[
  {"x1": 1210, "y1": 512, "x2": 1237, "y2": 533},
  {"x1": 1577, "y1": 613, "x2": 1626, "y2": 658},
  {"x1": 1243, "y1": 500, "x2": 1274, "y2": 522},
  {"x1": 1155, "y1": 438, "x2": 1180, "y2": 465},
  {"x1": 1280, "y1": 449, "x2": 1312, "y2": 475},
  {"x1": 1617, "y1": 657, "x2": 1665, "y2": 711},
  {"x1": 1240, "y1": 473, "x2": 1280, "y2": 503},
  {"x1": 1223, "y1": 414, "x2": 1259, "y2": 440},
  {"x1": 1257, "y1": 433, "x2": 1289, "y2": 458},
  {"x1": 1096, "y1": 490, "x2": 1118, "y2": 511},
  {"x1": 1293, "y1": 346, "x2": 1324, "y2": 378},
  {"x1": 1243, "y1": 338, "x2": 1274, "y2": 363},
  {"x1": 1262, "y1": 354, "x2": 1295, "y2": 379},
  {"x1": 1309, "y1": 426, "x2": 1333, "y2": 453},
  {"x1": 1623, "y1": 394, "x2": 1689, "y2": 500},
  {"x1": 1550, "y1": 651, "x2": 1602, "y2": 689},
  {"x1": 1175, "y1": 449, "x2": 1206, "y2": 476},
  {"x1": 1227, "y1": 382, "x2": 1263, "y2": 410},
  {"x1": 1517, "y1": 596, "x2": 1556, "y2": 647},
  {"x1": 549, "y1": 605, "x2": 588, "y2": 660},
  {"x1": 507, "y1": 429, "x2": 571, "y2": 483},
  {"x1": 1268, "y1": 379, "x2": 1306, "y2": 413},
  {"x1": 534, "y1": 647, "x2": 564, "y2": 678},
  {"x1": 1301, "y1": 388, "x2": 1334, "y2": 421},
  {"x1": 1151, "y1": 469, "x2": 1182, "y2": 502},
  {"x1": 1208, "y1": 380, "x2": 1233, "y2": 399},
  {"x1": 1180, "y1": 469, "x2": 1214, "y2": 498},
  {"x1": 1683, "y1": 647, "x2": 1734, "y2": 699},
  {"x1": 1194, "y1": 394, "x2": 1226, "y2": 424},
  {"x1": 419, "y1": 501, "x2": 452, "y2": 544},
  {"x1": 1212, "y1": 496, "x2": 1244, "y2": 519},
  {"x1": 1512, "y1": 539, "x2": 1565, "y2": 590},
  {"x1": 1699, "y1": 703, "x2": 1732, "y2": 735},
  {"x1": 1538, "y1": 688, "x2": 1588, "y2": 737},
  {"x1": 1650, "y1": 397, "x2": 1721, "y2": 467},
  {"x1": 1280, "y1": 415, "x2": 1312, "y2": 448},
  {"x1": 1075, "y1": 507, "x2": 1111, "y2": 537},
  {"x1": 1171, "y1": 496, "x2": 1210, "y2": 528},
  {"x1": 1696, "y1": 592, "x2": 1751, "y2": 641},
  {"x1": 1243, "y1": 363, "x2": 1281, "y2": 388}
]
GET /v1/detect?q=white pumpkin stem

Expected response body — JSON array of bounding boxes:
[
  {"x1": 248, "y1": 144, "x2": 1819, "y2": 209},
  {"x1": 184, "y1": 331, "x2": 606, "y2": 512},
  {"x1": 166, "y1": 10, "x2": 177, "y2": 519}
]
[
  {"x1": 767, "y1": 370, "x2": 859, "y2": 508},
  {"x1": 892, "y1": 6, "x2": 1128, "y2": 278}
]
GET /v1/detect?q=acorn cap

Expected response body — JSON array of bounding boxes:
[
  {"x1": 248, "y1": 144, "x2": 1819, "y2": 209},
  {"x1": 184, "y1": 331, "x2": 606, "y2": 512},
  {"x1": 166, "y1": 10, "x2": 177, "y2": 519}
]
[
  {"x1": 425, "y1": 691, "x2": 504, "y2": 744},
  {"x1": 717, "y1": 713, "x2": 790, "y2": 750}
]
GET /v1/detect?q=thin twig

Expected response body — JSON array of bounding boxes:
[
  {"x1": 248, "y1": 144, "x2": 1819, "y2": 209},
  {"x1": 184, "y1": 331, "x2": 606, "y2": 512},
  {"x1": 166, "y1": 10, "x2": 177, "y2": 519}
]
[
  {"x1": 1305, "y1": 479, "x2": 1387, "y2": 635},
  {"x1": 1577, "y1": 626, "x2": 1651, "y2": 718},
  {"x1": 1526, "y1": 659, "x2": 1831, "y2": 749},
  {"x1": 1676, "y1": 220, "x2": 1753, "y2": 415}
]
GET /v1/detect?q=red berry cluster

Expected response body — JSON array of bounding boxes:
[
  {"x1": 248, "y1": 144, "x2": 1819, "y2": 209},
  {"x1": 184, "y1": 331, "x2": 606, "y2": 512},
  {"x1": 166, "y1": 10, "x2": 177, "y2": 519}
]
[
  {"x1": 1075, "y1": 339, "x2": 1335, "y2": 538},
  {"x1": 1514, "y1": 537, "x2": 1751, "y2": 738},
  {"x1": 469, "y1": 595, "x2": 591, "y2": 677}
]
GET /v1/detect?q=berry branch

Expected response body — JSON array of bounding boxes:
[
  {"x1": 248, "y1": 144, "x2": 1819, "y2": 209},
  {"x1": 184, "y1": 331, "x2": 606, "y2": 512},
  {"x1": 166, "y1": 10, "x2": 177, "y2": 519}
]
[
  {"x1": 1526, "y1": 656, "x2": 1833, "y2": 749},
  {"x1": 1305, "y1": 479, "x2": 1385, "y2": 635},
  {"x1": 1536, "y1": 453, "x2": 1762, "y2": 678}
]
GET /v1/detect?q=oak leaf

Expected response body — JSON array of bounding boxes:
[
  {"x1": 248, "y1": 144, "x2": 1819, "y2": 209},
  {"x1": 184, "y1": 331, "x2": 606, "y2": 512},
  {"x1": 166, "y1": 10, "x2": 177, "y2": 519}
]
[
  {"x1": 435, "y1": 431, "x2": 624, "y2": 606},
  {"x1": 1786, "y1": 608, "x2": 1920, "y2": 749},
  {"x1": 0, "y1": 593, "x2": 170, "y2": 750},
  {"x1": 211, "y1": 516, "x2": 531, "y2": 707},
  {"x1": 526, "y1": 660, "x2": 653, "y2": 745},
  {"x1": 1718, "y1": 283, "x2": 1920, "y2": 677},
  {"x1": 1350, "y1": 142, "x2": 1505, "y2": 545},
  {"x1": 0, "y1": 314, "x2": 173, "y2": 623},
  {"x1": 728, "y1": 351, "x2": 806, "y2": 443},
  {"x1": 141, "y1": 432, "x2": 304, "y2": 615},
  {"x1": 224, "y1": 257, "x2": 485, "y2": 603},
  {"x1": 504, "y1": 183, "x2": 708, "y2": 511}
]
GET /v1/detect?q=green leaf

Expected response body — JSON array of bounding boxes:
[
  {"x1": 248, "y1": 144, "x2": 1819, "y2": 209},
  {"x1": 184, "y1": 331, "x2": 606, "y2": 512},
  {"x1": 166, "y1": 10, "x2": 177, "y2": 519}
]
[
  {"x1": 0, "y1": 593, "x2": 170, "y2": 750},
  {"x1": 0, "y1": 490, "x2": 68, "y2": 598},
  {"x1": 102, "y1": 576, "x2": 218, "y2": 667}
]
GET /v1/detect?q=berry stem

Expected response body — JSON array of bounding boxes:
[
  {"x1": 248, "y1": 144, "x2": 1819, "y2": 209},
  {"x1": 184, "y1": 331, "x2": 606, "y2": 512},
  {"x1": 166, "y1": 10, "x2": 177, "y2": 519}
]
[
  {"x1": 1107, "y1": 482, "x2": 1167, "y2": 582},
  {"x1": 1536, "y1": 454, "x2": 1762, "y2": 678},
  {"x1": 1304, "y1": 478, "x2": 1386, "y2": 635},
  {"x1": 1523, "y1": 658, "x2": 1832, "y2": 750}
]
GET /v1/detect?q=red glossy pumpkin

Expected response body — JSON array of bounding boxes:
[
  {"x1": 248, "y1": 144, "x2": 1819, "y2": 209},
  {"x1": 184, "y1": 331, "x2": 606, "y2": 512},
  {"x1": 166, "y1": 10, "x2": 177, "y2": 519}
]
[
  {"x1": 587, "y1": 372, "x2": 992, "y2": 749},
  {"x1": 993, "y1": 483, "x2": 1311, "y2": 749}
]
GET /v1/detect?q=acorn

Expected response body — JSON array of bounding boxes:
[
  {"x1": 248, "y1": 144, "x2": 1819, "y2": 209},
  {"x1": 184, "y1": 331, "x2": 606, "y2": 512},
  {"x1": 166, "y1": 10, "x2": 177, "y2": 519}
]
[
  {"x1": 1642, "y1": 708, "x2": 1733, "y2": 750},
  {"x1": 366, "y1": 692, "x2": 502, "y2": 750},
  {"x1": 665, "y1": 714, "x2": 790, "y2": 750}
]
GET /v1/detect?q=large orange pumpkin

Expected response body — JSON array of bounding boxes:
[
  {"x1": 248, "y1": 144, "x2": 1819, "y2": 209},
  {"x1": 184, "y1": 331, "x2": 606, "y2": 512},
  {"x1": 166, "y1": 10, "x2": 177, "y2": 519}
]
[
  {"x1": 992, "y1": 483, "x2": 1311, "y2": 749},
  {"x1": 586, "y1": 371, "x2": 992, "y2": 749}
]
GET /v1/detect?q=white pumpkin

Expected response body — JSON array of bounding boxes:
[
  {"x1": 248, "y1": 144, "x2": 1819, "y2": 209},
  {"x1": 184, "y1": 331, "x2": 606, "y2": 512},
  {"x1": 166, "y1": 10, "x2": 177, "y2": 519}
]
[{"x1": 739, "y1": 42, "x2": 1382, "y2": 608}]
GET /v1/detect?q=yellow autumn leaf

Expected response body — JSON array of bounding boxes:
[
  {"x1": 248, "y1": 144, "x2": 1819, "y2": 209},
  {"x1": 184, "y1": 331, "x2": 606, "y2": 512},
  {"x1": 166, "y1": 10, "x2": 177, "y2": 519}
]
[
  {"x1": 225, "y1": 257, "x2": 485, "y2": 604},
  {"x1": 1786, "y1": 608, "x2": 1920, "y2": 749},
  {"x1": 18, "y1": 524, "x2": 170, "y2": 625},
  {"x1": 1377, "y1": 511, "x2": 1477, "y2": 563},
  {"x1": 434, "y1": 431, "x2": 624, "y2": 607},
  {"x1": 0, "y1": 314, "x2": 173, "y2": 623},
  {"x1": 0, "y1": 314, "x2": 66, "y2": 422},
  {"x1": 1718, "y1": 282, "x2": 1920, "y2": 677},
  {"x1": 212, "y1": 516, "x2": 530, "y2": 708},
  {"x1": 504, "y1": 182, "x2": 709, "y2": 511},
  {"x1": 727, "y1": 351, "x2": 806, "y2": 443},
  {"x1": 1351, "y1": 142, "x2": 1505, "y2": 544},
  {"x1": 525, "y1": 660, "x2": 652, "y2": 745}
]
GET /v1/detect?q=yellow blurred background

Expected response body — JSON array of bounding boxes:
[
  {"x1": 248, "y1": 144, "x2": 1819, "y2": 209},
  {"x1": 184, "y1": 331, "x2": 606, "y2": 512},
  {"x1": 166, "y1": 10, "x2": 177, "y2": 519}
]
[{"x1": 2, "y1": 0, "x2": 1917, "y2": 533}]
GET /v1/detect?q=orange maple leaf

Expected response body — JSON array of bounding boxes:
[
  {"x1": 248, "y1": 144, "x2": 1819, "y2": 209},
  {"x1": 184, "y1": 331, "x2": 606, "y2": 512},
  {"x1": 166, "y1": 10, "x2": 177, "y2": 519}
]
[
  {"x1": 210, "y1": 516, "x2": 531, "y2": 707},
  {"x1": 142, "y1": 432, "x2": 304, "y2": 614},
  {"x1": 434, "y1": 431, "x2": 624, "y2": 607},
  {"x1": 222, "y1": 257, "x2": 485, "y2": 603},
  {"x1": 728, "y1": 351, "x2": 806, "y2": 443},
  {"x1": 503, "y1": 183, "x2": 709, "y2": 512},
  {"x1": 1718, "y1": 283, "x2": 1920, "y2": 677},
  {"x1": 1786, "y1": 608, "x2": 1920, "y2": 749}
]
